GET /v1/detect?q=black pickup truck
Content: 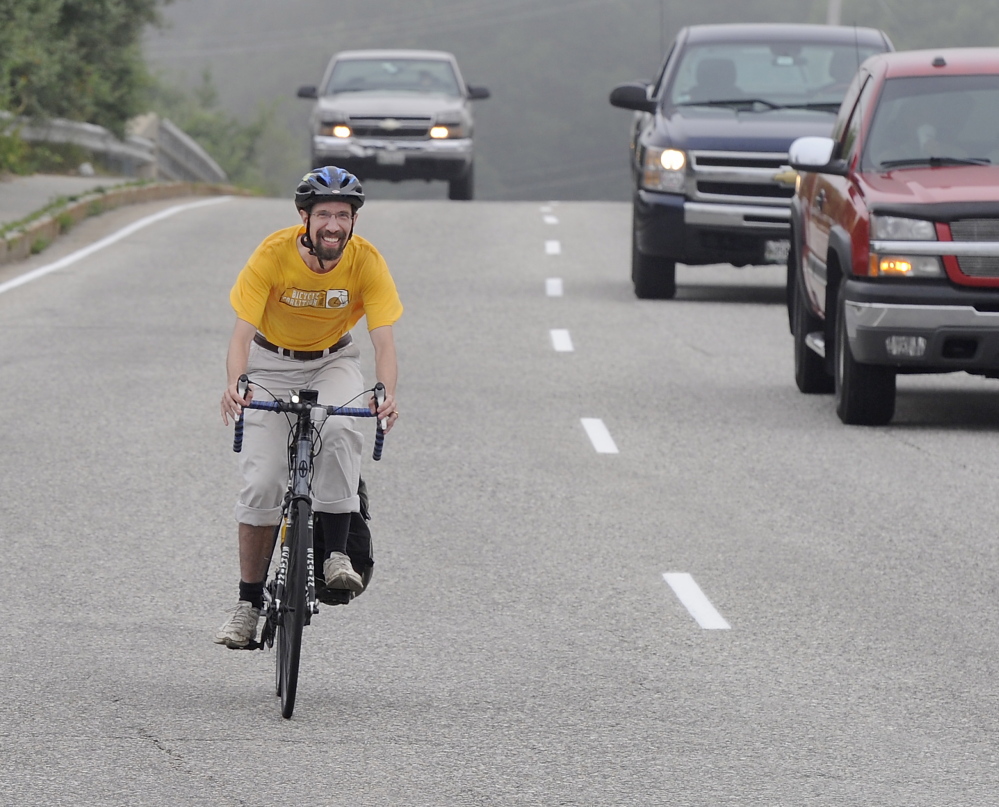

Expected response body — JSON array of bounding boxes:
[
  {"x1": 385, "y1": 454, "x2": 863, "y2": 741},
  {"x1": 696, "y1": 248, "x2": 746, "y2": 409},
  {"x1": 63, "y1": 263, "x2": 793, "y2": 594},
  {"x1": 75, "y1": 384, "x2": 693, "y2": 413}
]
[{"x1": 610, "y1": 23, "x2": 893, "y2": 299}]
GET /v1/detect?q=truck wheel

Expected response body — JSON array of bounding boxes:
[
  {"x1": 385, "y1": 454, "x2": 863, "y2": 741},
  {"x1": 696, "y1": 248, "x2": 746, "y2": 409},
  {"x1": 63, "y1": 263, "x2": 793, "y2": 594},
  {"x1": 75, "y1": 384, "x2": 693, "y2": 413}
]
[
  {"x1": 793, "y1": 283, "x2": 833, "y2": 394},
  {"x1": 834, "y1": 295, "x2": 895, "y2": 425},
  {"x1": 631, "y1": 219, "x2": 676, "y2": 299},
  {"x1": 448, "y1": 165, "x2": 474, "y2": 201}
]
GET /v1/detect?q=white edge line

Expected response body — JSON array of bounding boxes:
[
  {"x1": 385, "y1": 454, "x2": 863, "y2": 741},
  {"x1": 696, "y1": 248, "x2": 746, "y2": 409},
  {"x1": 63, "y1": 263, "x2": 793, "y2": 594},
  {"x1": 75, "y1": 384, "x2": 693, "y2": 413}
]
[
  {"x1": 581, "y1": 418, "x2": 618, "y2": 454},
  {"x1": 0, "y1": 195, "x2": 233, "y2": 296},
  {"x1": 550, "y1": 329, "x2": 574, "y2": 352},
  {"x1": 663, "y1": 573, "x2": 731, "y2": 630}
]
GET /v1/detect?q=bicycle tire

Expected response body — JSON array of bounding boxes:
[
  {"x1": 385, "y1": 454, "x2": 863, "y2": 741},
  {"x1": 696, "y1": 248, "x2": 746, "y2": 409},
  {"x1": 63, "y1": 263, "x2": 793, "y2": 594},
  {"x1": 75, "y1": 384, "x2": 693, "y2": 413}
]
[{"x1": 276, "y1": 499, "x2": 310, "y2": 718}]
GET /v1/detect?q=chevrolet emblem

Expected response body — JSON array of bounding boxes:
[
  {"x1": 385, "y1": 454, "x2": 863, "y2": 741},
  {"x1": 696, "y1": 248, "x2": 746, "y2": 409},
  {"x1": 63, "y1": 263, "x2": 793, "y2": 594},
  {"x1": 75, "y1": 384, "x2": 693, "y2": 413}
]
[
  {"x1": 379, "y1": 118, "x2": 402, "y2": 131},
  {"x1": 772, "y1": 168, "x2": 798, "y2": 188}
]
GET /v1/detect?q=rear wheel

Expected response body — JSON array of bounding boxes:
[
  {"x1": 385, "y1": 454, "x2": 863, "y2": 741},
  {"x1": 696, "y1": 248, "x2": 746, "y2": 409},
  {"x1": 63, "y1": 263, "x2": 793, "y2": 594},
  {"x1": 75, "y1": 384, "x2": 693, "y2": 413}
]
[
  {"x1": 834, "y1": 293, "x2": 896, "y2": 425},
  {"x1": 631, "y1": 210, "x2": 676, "y2": 299},
  {"x1": 448, "y1": 164, "x2": 474, "y2": 200},
  {"x1": 276, "y1": 500, "x2": 310, "y2": 718}
]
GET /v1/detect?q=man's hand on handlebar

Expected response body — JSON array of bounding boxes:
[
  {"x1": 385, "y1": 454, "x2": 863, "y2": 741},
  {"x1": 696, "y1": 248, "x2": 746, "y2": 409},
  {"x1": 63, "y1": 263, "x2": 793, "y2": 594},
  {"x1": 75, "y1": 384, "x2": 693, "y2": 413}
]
[
  {"x1": 370, "y1": 388, "x2": 400, "y2": 434},
  {"x1": 221, "y1": 380, "x2": 253, "y2": 426}
]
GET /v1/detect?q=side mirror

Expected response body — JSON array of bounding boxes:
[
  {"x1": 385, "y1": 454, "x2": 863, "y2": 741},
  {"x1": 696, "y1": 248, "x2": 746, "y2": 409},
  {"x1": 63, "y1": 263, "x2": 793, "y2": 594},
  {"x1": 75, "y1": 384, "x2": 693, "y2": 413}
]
[
  {"x1": 297, "y1": 85, "x2": 318, "y2": 100},
  {"x1": 788, "y1": 136, "x2": 848, "y2": 176},
  {"x1": 467, "y1": 85, "x2": 491, "y2": 100},
  {"x1": 609, "y1": 82, "x2": 656, "y2": 114}
]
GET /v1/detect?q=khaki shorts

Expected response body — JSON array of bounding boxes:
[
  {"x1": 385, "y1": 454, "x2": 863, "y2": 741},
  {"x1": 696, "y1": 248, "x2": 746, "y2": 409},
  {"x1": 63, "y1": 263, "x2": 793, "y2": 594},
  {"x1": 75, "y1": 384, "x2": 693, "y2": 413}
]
[{"x1": 234, "y1": 339, "x2": 364, "y2": 526}]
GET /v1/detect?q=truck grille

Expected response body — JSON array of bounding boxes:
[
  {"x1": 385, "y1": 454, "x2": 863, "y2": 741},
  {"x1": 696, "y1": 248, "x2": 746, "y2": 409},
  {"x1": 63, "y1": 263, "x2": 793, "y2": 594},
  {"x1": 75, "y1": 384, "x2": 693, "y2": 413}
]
[
  {"x1": 949, "y1": 219, "x2": 999, "y2": 278},
  {"x1": 689, "y1": 150, "x2": 792, "y2": 206},
  {"x1": 348, "y1": 116, "x2": 432, "y2": 139}
]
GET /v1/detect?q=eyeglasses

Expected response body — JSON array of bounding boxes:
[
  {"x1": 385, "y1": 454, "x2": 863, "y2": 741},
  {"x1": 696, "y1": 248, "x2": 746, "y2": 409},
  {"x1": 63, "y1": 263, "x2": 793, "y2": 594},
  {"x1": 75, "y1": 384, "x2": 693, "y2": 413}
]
[{"x1": 312, "y1": 210, "x2": 354, "y2": 224}]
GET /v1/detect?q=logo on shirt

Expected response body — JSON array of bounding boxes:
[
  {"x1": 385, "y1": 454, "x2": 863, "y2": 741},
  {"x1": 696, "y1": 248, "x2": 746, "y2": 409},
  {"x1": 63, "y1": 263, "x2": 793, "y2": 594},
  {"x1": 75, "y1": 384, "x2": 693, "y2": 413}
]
[{"x1": 280, "y1": 288, "x2": 350, "y2": 309}]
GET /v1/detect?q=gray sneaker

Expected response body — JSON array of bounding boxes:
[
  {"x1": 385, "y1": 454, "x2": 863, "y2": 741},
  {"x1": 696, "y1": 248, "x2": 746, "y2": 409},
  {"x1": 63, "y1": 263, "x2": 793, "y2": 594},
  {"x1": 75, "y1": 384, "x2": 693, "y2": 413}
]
[
  {"x1": 323, "y1": 552, "x2": 364, "y2": 593},
  {"x1": 214, "y1": 600, "x2": 261, "y2": 648}
]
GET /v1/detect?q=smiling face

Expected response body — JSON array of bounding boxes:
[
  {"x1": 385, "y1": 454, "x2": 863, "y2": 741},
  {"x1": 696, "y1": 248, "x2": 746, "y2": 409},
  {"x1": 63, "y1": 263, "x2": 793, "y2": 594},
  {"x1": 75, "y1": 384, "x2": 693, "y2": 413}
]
[{"x1": 301, "y1": 199, "x2": 356, "y2": 264}]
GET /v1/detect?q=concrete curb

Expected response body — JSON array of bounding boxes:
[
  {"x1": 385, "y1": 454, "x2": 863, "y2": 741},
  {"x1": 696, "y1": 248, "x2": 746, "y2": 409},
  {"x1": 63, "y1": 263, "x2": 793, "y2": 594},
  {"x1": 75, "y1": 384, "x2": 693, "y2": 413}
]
[{"x1": 0, "y1": 180, "x2": 253, "y2": 266}]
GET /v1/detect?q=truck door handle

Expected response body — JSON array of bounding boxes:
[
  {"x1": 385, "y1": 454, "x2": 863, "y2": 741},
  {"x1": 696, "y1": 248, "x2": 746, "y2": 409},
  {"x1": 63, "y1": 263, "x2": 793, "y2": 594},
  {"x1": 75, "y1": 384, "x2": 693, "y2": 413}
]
[{"x1": 815, "y1": 189, "x2": 826, "y2": 211}]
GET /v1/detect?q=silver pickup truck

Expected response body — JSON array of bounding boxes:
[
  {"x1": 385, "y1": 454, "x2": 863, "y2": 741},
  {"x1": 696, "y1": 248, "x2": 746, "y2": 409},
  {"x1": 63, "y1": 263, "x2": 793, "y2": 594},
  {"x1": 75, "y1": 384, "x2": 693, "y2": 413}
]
[{"x1": 297, "y1": 49, "x2": 490, "y2": 200}]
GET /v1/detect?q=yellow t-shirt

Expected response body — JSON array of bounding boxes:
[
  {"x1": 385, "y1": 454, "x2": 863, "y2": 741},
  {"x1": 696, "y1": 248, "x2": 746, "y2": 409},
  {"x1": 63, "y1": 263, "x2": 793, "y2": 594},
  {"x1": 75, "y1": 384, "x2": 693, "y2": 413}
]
[{"x1": 230, "y1": 226, "x2": 403, "y2": 351}]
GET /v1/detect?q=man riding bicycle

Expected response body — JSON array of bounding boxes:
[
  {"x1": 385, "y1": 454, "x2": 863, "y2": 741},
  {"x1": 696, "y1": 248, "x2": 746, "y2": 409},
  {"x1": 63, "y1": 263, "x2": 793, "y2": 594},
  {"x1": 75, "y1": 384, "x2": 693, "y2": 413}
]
[{"x1": 216, "y1": 166, "x2": 403, "y2": 649}]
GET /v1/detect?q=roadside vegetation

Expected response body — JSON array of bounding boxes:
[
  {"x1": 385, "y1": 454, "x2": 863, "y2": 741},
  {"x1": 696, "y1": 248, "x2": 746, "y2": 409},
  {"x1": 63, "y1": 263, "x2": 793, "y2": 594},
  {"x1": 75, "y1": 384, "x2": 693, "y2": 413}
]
[{"x1": 0, "y1": 0, "x2": 287, "y2": 193}]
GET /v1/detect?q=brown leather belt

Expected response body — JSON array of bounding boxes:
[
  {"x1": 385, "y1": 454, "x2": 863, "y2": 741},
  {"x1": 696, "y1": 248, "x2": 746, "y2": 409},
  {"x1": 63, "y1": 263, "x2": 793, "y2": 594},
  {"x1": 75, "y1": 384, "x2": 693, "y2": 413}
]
[{"x1": 253, "y1": 332, "x2": 351, "y2": 361}]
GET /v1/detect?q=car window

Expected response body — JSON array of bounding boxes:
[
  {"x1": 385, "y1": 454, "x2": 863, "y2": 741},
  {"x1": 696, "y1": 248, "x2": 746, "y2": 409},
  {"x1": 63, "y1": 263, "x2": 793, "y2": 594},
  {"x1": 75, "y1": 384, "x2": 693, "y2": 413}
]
[
  {"x1": 863, "y1": 74, "x2": 999, "y2": 170},
  {"x1": 666, "y1": 42, "x2": 883, "y2": 107},
  {"x1": 327, "y1": 59, "x2": 461, "y2": 97}
]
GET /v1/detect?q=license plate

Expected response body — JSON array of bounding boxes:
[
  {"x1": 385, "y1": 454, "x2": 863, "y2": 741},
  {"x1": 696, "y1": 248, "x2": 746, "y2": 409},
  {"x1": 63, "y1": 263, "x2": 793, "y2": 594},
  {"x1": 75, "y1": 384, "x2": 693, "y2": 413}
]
[
  {"x1": 375, "y1": 151, "x2": 405, "y2": 165},
  {"x1": 764, "y1": 239, "x2": 790, "y2": 263}
]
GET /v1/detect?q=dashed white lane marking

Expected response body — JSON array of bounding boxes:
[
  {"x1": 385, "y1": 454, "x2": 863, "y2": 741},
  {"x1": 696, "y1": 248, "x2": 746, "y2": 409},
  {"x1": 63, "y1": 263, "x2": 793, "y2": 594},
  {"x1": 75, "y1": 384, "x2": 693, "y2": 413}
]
[
  {"x1": 540, "y1": 205, "x2": 553, "y2": 213},
  {"x1": 550, "y1": 329, "x2": 573, "y2": 352},
  {"x1": 662, "y1": 573, "x2": 731, "y2": 630},
  {"x1": 546, "y1": 277, "x2": 563, "y2": 297},
  {"x1": 0, "y1": 196, "x2": 232, "y2": 296},
  {"x1": 545, "y1": 240, "x2": 561, "y2": 255},
  {"x1": 581, "y1": 418, "x2": 618, "y2": 453},
  {"x1": 543, "y1": 214, "x2": 559, "y2": 225}
]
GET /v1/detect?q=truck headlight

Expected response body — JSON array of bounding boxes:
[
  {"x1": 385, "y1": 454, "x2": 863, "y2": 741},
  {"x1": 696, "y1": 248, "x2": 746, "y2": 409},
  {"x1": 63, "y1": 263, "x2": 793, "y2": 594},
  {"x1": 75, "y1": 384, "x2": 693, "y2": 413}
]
[
  {"x1": 869, "y1": 215, "x2": 943, "y2": 277},
  {"x1": 641, "y1": 147, "x2": 686, "y2": 193},
  {"x1": 871, "y1": 215, "x2": 936, "y2": 240},
  {"x1": 430, "y1": 120, "x2": 467, "y2": 139},
  {"x1": 319, "y1": 122, "x2": 352, "y2": 138}
]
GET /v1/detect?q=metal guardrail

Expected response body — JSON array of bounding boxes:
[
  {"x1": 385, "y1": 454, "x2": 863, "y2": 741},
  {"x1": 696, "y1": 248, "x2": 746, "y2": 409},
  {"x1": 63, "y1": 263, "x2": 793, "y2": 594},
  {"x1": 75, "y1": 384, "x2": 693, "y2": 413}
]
[{"x1": 0, "y1": 112, "x2": 227, "y2": 183}]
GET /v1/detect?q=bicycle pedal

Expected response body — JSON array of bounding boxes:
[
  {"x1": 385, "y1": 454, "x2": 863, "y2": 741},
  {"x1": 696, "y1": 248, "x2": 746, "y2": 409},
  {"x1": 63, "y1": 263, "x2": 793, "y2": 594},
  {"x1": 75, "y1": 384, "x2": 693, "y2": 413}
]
[{"x1": 316, "y1": 586, "x2": 352, "y2": 606}]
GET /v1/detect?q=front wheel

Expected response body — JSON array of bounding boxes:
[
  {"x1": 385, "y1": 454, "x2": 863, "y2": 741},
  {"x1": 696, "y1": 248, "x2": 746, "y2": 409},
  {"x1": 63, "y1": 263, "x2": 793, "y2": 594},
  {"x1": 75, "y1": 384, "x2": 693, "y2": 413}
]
[
  {"x1": 834, "y1": 294, "x2": 896, "y2": 425},
  {"x1": 448, "y1": 164, "x2": 474, "y2": 200},
  {"x1": 276, "y1": 500, "x2": 310, "y2": 718},
  {"x1": 631, "y1": 211, "x2": 676, "y2": 299},
  {"x1": 793, "y1": 276, "x2": 834, "y2": 394}
]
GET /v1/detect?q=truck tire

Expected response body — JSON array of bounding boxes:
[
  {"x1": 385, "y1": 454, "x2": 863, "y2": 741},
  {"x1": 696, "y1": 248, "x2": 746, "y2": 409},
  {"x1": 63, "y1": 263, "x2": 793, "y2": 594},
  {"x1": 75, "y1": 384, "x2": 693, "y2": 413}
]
[
  {"x1": 834, "y1": 294, "x2": 895, "y2": 425},
  {"x1": 631, "y1": 217, "x2": 676, "y2": 299},
  {"x1": 448, "y1": 165, "x2": 474, "y2": 200},
  {"x1": 793, "y1": 282, "x2": 834, "y2": 394}
]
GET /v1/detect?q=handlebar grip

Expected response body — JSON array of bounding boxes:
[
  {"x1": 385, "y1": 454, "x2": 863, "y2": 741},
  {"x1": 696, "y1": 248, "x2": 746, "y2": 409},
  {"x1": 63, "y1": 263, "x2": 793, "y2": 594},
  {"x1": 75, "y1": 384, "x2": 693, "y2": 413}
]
[
  {"x1": 233, "y1": 417, "x2": 244, "y2": 453},
  {"x1": 372, "y1": 381, "x2": 386, "y2": 461},
  {"x1": 233, "y1": 373, "x2": 250, "y2": 453}
]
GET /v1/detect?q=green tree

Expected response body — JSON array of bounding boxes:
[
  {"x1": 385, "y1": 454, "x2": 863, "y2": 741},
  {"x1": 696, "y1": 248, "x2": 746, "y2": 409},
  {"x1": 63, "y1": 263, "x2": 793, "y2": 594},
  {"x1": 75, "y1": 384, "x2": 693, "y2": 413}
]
[
  {"x1": 0, "y1": 0, "x2": 166, "y2": 136},
  {"x1": 147, "y1": 70, "x2": 300, "y2": 194}
]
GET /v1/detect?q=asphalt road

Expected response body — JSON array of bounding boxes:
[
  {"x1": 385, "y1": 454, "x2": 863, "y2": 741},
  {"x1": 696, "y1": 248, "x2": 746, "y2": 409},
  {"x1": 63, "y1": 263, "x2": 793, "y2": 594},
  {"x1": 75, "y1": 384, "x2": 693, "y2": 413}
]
[{"x1": 2, "y1": 196, "x2": 999, "y2": 806}]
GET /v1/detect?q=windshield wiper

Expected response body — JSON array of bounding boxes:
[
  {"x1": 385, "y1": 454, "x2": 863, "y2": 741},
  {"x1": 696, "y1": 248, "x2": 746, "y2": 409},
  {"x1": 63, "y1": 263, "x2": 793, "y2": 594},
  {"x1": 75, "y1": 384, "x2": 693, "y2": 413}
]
[
  {"x1": 879, "y1": 156, "x2": 992, "y2": 169},
  {"x1": 783, "y1": 102, "x2": 842, "y2": 112},
  {"x1": 676, "y1": 98, "x2": 784, "y2": 111}
]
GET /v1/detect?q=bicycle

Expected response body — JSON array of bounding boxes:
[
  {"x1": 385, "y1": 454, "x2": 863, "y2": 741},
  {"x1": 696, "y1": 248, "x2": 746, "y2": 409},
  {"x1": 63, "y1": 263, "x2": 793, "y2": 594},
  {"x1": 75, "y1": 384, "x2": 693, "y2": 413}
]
[{"x1": 232, "y1": 373, "x2": 386, "y2": 719}]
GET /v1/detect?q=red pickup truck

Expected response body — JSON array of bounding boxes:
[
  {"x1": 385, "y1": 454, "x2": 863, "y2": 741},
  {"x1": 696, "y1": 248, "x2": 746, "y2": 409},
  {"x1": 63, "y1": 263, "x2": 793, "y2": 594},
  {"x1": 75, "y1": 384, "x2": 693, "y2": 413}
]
[{"x1": 788, "y1": 48, "x2": 999, "y2": 424}]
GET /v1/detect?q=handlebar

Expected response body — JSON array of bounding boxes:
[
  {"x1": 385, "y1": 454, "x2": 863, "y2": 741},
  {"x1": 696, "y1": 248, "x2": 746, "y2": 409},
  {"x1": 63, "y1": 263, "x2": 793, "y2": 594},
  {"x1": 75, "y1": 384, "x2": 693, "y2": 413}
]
[{"x1": 233, "y1": 376, "x2": 387, "y2": 462}]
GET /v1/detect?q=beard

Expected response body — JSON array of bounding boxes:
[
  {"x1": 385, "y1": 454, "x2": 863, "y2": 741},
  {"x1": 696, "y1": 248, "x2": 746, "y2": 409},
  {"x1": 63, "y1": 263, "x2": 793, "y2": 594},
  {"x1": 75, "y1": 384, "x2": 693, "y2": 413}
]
[{"x1": 312, "y1": 224, "x2": 351, "y2": 262}]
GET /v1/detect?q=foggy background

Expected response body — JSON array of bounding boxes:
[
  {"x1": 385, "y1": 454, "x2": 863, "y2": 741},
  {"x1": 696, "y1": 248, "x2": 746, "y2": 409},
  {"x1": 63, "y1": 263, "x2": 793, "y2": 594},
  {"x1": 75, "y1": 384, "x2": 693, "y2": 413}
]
[{"x1": 143, "y1": 0, "x2": 999, "y2": 201}]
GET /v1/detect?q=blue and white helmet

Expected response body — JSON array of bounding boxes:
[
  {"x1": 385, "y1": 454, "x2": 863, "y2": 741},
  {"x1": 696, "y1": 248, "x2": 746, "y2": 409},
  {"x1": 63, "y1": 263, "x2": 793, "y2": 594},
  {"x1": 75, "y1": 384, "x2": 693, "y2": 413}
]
[{"x1": 294, "y1": 166, "x2": 364, "y2": 210}]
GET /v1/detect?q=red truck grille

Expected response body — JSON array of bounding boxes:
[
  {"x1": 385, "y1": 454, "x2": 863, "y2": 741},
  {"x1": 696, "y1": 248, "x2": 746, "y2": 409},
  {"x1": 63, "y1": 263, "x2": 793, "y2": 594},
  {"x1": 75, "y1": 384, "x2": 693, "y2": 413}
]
[{"x1": 949, "y1": 219, "x2": 999, "y2": 278}]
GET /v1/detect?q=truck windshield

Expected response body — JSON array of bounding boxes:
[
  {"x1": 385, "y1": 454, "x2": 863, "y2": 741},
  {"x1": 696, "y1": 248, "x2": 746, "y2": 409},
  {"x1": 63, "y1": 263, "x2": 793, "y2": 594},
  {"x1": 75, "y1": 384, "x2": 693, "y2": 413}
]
[
  {"x1": 327, "y1": 59, "x2": 461, "y2": 97},
  {"x1": 864, "y1": 75, "x2": 999, "y2": 170},
  {"x1": 667, "y1": 42, "x2": 882, "y2": 110}
]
